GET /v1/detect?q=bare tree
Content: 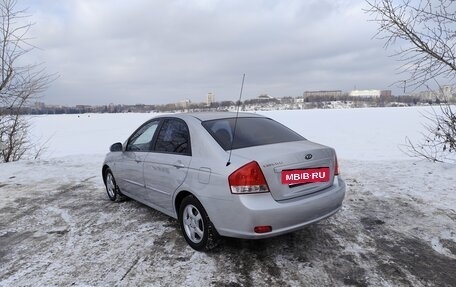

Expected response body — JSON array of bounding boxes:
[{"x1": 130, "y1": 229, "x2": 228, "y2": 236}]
[
  {"x1": 404, "y1": 105, "x2": 456, "y2": 162},
  {"x1": 366, "y1": 0, "x2": 456, "y2": 162},
  {"x1": 0, "y1": 0, "x2": 53, "y2": 162}
]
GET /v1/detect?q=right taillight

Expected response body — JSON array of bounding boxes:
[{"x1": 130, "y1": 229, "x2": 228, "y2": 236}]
[
  {"x1": 228, "y1": 161, "x2": 270, "y2": 194},
  {"x1": 334, "y1": 155, "x2": 340, "y2": 176}
]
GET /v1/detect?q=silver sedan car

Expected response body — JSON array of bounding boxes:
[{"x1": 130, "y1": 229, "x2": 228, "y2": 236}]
[{"x1": 102, "y1": 112, "x2": 345, "y2": 251}]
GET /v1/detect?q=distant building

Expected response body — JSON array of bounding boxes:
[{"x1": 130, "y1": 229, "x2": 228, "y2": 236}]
[
  {"x1": 380, "y1": 90, "x2": 392, "y2": 97},
  {"x1": 349, "y1": 90, "x2": 381, "y2": 98},
  {"x1": 303, "y1": 90, "x2": 342, "y2": 98},
  {"x1": 441, "y1": 85, "x2": 454, "y2": 99},
  {"x1": 412, "y1": 85, "x2": 455, "y2": 101},
  {"x1": 34, "y1": 102, "x2": 46, "y2": 109},
  {"x1": 207, "y1": 93, "x2": 215, "y2": 106},
  {"x1": 179, "y1": 99, "x2": 191, "y2": 109},
  {"x1": 258, "y1": 94, "x2": 275, "y2": 100},
  {"x1": 414, "y1": 90, "x2": 439, "y2": 101}
]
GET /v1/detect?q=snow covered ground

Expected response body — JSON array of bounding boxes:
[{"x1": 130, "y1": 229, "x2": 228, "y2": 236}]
[
  {"x1": 27, "y1": 106, "x2": 431, "y2": 160},
  {"x1": 1, "y1": 106, "x2": 455, "y2": 286}
]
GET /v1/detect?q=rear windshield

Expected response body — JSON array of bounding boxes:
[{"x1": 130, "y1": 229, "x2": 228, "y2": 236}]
[{"x1": 202, "y1": 117, "x2": 305, "y2": 150}]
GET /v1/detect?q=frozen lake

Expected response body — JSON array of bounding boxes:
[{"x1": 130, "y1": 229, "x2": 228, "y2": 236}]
[{"x1": 29, "y1": 106, "x2": 436, "y2": 160}]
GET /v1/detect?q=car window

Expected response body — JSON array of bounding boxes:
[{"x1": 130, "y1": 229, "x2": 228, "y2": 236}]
[
  {"x1": 126, "y1": 120, "x2": 159, "y2": 151},
  {"x1": 202, "y1": 117, "x2": 305, "y2": 150},
  {"x1": 154, "y1": 119, "x2": 191, "y2": 155}
]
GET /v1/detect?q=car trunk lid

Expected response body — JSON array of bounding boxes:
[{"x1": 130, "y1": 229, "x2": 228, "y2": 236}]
[{"x1": 232, "y1": 140, "x2": 336, "y2": 201}]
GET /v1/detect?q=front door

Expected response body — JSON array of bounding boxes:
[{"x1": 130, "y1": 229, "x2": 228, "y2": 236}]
[{"x1": 118, "y1": 119, "x2": 160, "y2": 202}]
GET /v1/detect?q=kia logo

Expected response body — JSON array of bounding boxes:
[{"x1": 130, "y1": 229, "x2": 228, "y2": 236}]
[{"x1": 305, "y1": 154, "x2": 312, "y2": 160}]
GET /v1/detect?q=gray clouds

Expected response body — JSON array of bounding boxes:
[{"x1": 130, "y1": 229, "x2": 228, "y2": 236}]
[{"x1": 21, "y1": 0, "x2": 399, "y2": 105}]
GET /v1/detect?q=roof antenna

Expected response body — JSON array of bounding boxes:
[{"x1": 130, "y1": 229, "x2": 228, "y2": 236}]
[{"x1": 226, "y1": 73, "x2": 245, "y2": 166}]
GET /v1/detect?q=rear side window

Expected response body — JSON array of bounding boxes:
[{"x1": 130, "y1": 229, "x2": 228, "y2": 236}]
[
  {"x1": 154, "y1": 119, "x2": 191, "y2": 155},
  {"x1": 202, "y1": 117, "x2": 305, "y2": 150}
]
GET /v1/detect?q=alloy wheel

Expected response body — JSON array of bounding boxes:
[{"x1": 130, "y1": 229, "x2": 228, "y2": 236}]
[{"x1": 182, "y1": 204, "x2": 204, "y2": 244}]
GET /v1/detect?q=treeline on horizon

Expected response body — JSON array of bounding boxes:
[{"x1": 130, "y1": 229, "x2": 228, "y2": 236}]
[{"x1": 1, "y1": 94, "x2": 452, "y2": 115}]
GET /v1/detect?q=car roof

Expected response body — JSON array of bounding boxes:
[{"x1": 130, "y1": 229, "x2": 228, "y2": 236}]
[{"x1": 159, "y1": 112, "x2": 265, "y2": 122}]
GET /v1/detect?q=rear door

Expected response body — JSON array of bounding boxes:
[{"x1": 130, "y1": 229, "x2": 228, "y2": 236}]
[{"x1": 143, "y1": 118, "x2": 191, "y2": 213}]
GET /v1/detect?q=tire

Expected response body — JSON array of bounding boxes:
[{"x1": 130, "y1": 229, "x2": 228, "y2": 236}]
[
  {"x1": 178, "y1": 195, "x2": 220, "y2": 251},
  {"x1": 104, "y1": 169, "x2": 126, "y2": 202}
]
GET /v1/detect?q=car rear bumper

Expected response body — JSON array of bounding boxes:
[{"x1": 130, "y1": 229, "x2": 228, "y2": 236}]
[{"x1": 206, "y1": 177, "x2": 346, "y2": 239}]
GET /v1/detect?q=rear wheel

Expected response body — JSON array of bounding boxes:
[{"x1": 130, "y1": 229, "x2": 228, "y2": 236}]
[
  {"x1": 104, "y1": 169, "x2": 125, "y2": 202},
  {"x1": 178, "y1": 195, "x2": 219, "y2": 251}
]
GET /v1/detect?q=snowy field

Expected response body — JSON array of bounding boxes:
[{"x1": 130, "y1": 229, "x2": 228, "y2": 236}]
[
  {"x1": 26, "y1": 106, "x2": 433, "y2": 160},
  {"x1": 1, "y1": 106, "x2": 455, "y2": 286}
]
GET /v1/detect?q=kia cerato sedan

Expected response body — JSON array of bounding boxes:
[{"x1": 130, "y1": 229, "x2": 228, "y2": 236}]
[{"x1": 102, "y1": 112, "x2": 346, "y2": 251}]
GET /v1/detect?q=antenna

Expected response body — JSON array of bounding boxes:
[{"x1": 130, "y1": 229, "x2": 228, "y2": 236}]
[{"x1": 226, "y1": 73, "x2": 245, "y2": 166}]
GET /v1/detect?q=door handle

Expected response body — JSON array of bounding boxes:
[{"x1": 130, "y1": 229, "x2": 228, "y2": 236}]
[{"x1": 173, "y1": 162, "x2": 185, "y2": 169}]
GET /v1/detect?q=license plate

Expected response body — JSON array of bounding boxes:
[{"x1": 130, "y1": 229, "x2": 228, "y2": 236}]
[{"x1": 281, "y1": 167, "x2": 330, "y2": 185}]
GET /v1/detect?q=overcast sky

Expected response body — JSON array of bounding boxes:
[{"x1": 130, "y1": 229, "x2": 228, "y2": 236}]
[{"x1": 19, "y1": 0, "x2": 402, "y2": 106}]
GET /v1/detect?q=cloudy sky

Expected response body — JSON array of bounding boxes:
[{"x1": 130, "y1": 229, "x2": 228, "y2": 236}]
[{"x1": 19, "y1": 0, "x2": 401, "y2": 106}]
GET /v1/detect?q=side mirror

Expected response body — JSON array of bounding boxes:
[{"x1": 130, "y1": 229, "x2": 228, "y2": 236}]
[{"x1": 110, "y1": 142, "x2": 123, "y2": 152}]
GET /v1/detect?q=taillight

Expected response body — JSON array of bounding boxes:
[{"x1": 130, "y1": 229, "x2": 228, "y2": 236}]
[
  {"x1": 334, "y1": 155, "x2": 340, "y2": 176},
  {"x1": 228, "y1": 161, "x2": 270, "y2": 194}
]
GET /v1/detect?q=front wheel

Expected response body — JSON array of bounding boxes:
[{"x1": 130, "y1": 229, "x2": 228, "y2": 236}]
[
  {"x1": 178, "y1": 195, "x2": 219, "y2": 251},
  {"x1": 104, "y1": 169, "x2": 125, "y2": 202}
]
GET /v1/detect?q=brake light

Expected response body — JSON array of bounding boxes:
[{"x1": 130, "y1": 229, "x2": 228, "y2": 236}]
[
  {"x1": 334, "y1": 155, "x2": 340, "y2": 176},
  {"x1": 228, "y1": 161, "x2": 270, "y2": 194}
]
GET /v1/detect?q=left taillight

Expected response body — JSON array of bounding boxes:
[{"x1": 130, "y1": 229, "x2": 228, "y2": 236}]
[{"x1": 228, "y1": 161, "x2": 270, "y2": 194}]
